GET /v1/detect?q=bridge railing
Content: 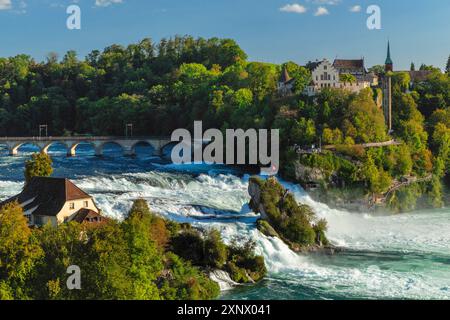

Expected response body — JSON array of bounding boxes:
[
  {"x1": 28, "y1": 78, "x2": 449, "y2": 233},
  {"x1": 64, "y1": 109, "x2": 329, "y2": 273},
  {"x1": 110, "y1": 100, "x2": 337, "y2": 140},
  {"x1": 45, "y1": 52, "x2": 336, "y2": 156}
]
[{"x1": 0, "y1": 136, "x2": 172, "y2": 141}]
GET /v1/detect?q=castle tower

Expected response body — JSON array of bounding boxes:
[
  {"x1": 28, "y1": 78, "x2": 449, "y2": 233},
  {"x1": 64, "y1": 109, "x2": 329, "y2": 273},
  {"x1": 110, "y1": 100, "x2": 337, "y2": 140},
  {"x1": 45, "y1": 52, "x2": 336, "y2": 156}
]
[
  {"x1": 277, "y1": 65, "x2": 295, "y2": 96},
  {"x1": 382, "y1": 41, "x2": 393, "y2": 133}
]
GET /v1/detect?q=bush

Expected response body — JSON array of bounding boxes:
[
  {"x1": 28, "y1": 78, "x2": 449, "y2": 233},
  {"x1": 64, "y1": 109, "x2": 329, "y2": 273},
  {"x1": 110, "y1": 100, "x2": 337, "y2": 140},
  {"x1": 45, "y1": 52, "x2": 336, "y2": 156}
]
[
  {"x1": 226, "y1": 237, "x2": 267, "y2": 283},
  {"x1": 159, "y1": 253, "x2": 220, "y2": 300},
  {"x1": 171, "y1": 229, "x2": 204, "y2": 265},
  {"x1": 203, "y1": 230, "x2": 228, "y2": 269}
]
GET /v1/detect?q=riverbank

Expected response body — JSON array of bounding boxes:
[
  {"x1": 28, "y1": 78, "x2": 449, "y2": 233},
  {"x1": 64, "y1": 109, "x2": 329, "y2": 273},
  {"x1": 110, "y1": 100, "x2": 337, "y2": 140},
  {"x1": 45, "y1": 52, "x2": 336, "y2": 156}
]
[{"x1": 281, "y1": 153, "x2": 448, "y2": 214}]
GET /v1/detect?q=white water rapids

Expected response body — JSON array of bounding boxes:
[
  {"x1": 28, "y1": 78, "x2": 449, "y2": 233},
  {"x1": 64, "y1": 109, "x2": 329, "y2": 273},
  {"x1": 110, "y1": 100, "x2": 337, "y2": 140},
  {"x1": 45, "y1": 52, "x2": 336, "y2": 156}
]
[{"x1": 0, "y1": 146, "x2": 449, "y2": 299}]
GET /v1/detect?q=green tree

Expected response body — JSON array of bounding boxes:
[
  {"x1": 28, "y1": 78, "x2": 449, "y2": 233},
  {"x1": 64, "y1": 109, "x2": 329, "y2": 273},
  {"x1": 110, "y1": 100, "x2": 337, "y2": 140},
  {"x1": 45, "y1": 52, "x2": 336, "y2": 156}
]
[
  {"x1": 368, "y1": 65, "x2": 385, "y2": 76},
  {"x1": 0, "y1": 202, "x2": 42, "y2": 299},
  {"x1": 24, "y1": 152, "x2": 53, "y2": 183},
  {"x1": 395, "y1": 145, "x2": 413, "y2": 176},
  {"x1": 339, "y1": 73, "x2": 356, "y2": 85},
  {"x1": 446, "y1": 55, "x2": 450, "y2": 74},
  {"x1": 246, "y1": 62, "x2": 277, "y2": 102},
  {"x1": 122, "y1": 199, "x2": 163, "y2": 299},
  {"x1": 231, "y1": 88, "x2": 253, "y2": 108},
  {"x1": 203, "y1": 229, "x2": 227, "y2": 268},
  {"x1": 281, "y1": 61, "x2": 311, "y2": 93},
  {"x1": 344, "y1": 89, "x2": 387, "y2": 143}
]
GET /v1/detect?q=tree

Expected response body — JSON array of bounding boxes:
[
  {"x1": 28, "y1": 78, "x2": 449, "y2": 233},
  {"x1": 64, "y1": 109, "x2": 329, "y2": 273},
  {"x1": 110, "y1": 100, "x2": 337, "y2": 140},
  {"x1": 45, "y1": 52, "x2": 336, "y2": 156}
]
[
  {"x1": 203, "y1": 230, "x2": 227, "y2": 268},
  {"x1": 0, "y1": 202, "x2": 42, "y2": 298},
  {"x1": 231, "y1": 88, "x2": 253, "y2": 108},
  {"x1": 362, "y1": 155, "x2": 392, "y2": 194},
  {"x1": 410, "y1": 62, "x2": 416, "y2": 71},
  {"x1": 446, "y1": 55, "x2": 450, "y2": 74},
  {"x1": 392, "y1": 72, "x2": 411, "y2": 92},
  {"x1": 339, "y1": 73, "x2": 356, "y2": 85},
  {"x1": 344, "y1": 89, "x2": 387, "y2": 143},
  {"x1": 246, "y1": 62, "x2": 277, "y2": 102},
  {"x1": 122, "y1": 199, "x2": 163, "y2": 299},
  {"x1": 368, "y1": 65, "x2": 385, "y2": 76},
  {"x1": 395, "y1": 145, "x2": 413, "y2": 176},
  {"x1": 281, "y1": 61, "x2": 311, "y2": 94},
  {"x1": 24, "y1": 152, "x2": 53, "y2": 183}
]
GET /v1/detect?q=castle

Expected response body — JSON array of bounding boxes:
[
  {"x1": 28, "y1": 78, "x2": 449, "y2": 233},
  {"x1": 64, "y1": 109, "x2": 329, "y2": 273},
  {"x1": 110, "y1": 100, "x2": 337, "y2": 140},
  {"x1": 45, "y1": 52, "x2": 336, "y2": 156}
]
[{"x1": 277, "y1": 42, "x2": 397, "y2": 132}]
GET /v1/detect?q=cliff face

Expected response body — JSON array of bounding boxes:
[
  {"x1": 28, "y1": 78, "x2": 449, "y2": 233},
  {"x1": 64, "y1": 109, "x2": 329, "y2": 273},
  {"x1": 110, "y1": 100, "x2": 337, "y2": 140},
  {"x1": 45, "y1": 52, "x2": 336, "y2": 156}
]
[
  {"x1": 248, "y1": 179, "x2": 268, "y2": 220},
  {"x1": 291, "y1": 161, "x2": 441, "y2": 213},
  {"x1": 292, "y1": 161, "x2": 372, "y2": 212},
  {"x1": 293, "y1": 161, "x2": 326, "y2": 184}
]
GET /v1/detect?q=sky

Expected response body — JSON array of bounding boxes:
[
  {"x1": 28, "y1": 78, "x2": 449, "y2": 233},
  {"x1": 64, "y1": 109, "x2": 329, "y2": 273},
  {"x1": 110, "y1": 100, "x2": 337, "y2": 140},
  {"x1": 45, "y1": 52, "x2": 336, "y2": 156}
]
[{"x1": 0, "y1": 0, "x2": 449, "y2": 70}]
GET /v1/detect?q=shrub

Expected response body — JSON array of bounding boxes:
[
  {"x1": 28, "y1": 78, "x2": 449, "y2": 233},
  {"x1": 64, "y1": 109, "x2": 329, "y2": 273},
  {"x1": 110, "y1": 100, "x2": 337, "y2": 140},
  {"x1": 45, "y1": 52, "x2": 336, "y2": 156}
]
[{"x1": 203, "y1": 230, "x2": 228, "y2": 269}]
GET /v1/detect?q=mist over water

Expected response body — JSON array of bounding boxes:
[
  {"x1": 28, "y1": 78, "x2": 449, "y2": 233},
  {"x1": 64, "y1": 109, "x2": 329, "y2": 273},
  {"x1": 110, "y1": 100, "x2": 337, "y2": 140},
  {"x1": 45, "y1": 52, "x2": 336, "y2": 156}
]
[{"x1": 1, "y1": 144, "x2": 449, "y2": 300}]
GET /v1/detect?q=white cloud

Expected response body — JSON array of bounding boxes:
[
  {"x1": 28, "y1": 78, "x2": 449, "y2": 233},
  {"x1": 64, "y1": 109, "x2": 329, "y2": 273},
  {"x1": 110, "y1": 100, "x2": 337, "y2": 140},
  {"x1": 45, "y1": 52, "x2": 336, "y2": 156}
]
[
  {"x1": 95, "y1": 0, "x2": 123, "y2": 7},
  {"x1": 350, "y1": 5, "x2": 361, "y2": 12},
  {"x1": 0, "y1": 0, "x2": 12, "y2": 10},
  {"x1": 308, "y1": 0, "x2": 340, "y2": 5},
  {"x1": 314, "y1": 6, "x2": 329, "y2": 16},
  {"x1": 280, "y1": 3, "x2": 307, "y2": 14}
]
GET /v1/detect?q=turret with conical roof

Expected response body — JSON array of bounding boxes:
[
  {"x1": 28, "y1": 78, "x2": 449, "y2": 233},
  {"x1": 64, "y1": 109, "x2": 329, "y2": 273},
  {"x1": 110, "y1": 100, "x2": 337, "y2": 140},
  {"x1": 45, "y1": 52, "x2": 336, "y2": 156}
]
[{"x1": 280, "y1": 65, "x2": 292, "y2": 83}]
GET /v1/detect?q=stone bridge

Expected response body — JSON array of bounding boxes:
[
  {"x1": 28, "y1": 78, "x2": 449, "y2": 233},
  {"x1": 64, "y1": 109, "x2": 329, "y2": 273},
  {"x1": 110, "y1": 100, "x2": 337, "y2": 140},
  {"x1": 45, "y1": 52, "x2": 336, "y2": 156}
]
[{"x1": 0, "y1": 136, "x2": 173, "y2": 157}]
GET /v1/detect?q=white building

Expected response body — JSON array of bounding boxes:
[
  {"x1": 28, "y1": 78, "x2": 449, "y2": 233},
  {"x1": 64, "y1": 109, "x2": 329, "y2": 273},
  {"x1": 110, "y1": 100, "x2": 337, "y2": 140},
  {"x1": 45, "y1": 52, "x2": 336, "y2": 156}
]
[{"x1": 304, "y1": 58, "x2": 377, "y2": 96}]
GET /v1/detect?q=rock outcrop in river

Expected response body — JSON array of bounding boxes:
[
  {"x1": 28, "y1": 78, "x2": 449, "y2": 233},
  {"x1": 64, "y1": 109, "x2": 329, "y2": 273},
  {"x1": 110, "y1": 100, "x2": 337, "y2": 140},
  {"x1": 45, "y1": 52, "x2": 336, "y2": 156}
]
[{"x1": 248, "y1": 176, "x2": 335, "y2": 254}]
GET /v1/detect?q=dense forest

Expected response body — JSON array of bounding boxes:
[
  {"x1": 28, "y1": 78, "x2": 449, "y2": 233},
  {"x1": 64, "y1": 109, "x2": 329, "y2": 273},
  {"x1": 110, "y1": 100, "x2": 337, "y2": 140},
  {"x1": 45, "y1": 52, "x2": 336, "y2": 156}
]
[{"x1": 0, "y1": 36, "x2": 449, "y2": 209}]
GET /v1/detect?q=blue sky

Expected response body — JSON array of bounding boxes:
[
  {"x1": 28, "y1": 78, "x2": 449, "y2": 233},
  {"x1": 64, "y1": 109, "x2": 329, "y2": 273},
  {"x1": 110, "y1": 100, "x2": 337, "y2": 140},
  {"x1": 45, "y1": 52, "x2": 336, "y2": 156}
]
[{"x1": 1, "y1": 0, "x2": 449, "y2": 70}]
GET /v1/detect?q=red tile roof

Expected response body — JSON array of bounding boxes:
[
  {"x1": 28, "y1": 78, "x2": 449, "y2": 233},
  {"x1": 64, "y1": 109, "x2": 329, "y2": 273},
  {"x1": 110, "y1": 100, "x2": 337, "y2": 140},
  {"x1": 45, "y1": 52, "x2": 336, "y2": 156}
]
[
  {"x1": 333, "y1": 59, "x2": 365, "y2": 70},
  {"x1": 1, "y1": 177, "x2": 92, "y2": 217}
]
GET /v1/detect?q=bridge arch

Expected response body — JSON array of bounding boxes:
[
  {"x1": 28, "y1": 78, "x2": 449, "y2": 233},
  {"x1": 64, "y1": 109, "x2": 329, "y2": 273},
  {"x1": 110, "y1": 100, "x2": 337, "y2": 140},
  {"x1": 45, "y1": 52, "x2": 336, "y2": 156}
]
[
  {"x1": 9, "y1": 142, "x2": 42, "y2": 155},
  {"x1": 41, "y1": 142, "x2": 70, "y2": 154},
  {"x1": 130, "y1": 141, "x2": 156, "y2": 156},
  {"x1": 95, "y1": 141, "x2": 128, "y2": 157}
]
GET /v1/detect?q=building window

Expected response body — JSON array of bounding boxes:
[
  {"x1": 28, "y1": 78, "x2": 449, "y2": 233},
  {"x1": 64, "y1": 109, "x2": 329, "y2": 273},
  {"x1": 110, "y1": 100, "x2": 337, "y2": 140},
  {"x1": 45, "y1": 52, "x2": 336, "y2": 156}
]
[
  {"x1": 84, "y1": 201, "x2": 89, "y2": 208},
  {"x1": 69, "y1": 202, "x2": 75, "y2": 210}
]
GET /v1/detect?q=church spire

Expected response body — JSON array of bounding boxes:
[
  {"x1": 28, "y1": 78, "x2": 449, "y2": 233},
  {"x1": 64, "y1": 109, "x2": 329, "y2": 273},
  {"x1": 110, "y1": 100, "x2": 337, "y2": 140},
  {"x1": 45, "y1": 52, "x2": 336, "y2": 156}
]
[{"x1": 385, "y1": 41, "x2": 393, "y2": 72}]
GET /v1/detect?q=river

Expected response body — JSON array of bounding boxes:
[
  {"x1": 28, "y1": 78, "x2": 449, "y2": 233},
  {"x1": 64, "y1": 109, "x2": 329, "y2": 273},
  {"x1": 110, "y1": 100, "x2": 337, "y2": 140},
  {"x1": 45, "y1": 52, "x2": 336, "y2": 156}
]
[{"x1": 0, "y1": 143, "x2": 449, "y2": 300}]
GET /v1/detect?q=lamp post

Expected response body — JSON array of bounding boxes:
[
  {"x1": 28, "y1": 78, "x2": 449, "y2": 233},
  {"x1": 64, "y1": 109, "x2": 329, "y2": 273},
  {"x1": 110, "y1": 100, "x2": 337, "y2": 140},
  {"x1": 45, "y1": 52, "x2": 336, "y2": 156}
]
[
  {"x1": 125, "y1": 123, "x2": 133, "y2": 138},
  {"x1": 39, "y1": 125, "x2": 48, "y2": 139}
]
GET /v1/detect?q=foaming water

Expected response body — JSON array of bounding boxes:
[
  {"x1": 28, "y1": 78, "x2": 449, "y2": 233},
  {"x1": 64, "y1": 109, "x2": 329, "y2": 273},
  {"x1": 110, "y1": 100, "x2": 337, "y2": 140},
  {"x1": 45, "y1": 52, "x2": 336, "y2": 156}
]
[{"x1": 0, "y1": 144, "x2": 449, "y2": 300}]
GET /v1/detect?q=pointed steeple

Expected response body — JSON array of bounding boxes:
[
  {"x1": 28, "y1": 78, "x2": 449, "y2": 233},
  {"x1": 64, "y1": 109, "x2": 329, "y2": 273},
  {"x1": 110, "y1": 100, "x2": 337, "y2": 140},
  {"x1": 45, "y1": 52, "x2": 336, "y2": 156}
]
[
  {"x1": 280, "y1": 65, "x2": 292, "y2": 83},
  {"x1": 385, "y1": 41, "x2": 393, "y2": 72}
]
